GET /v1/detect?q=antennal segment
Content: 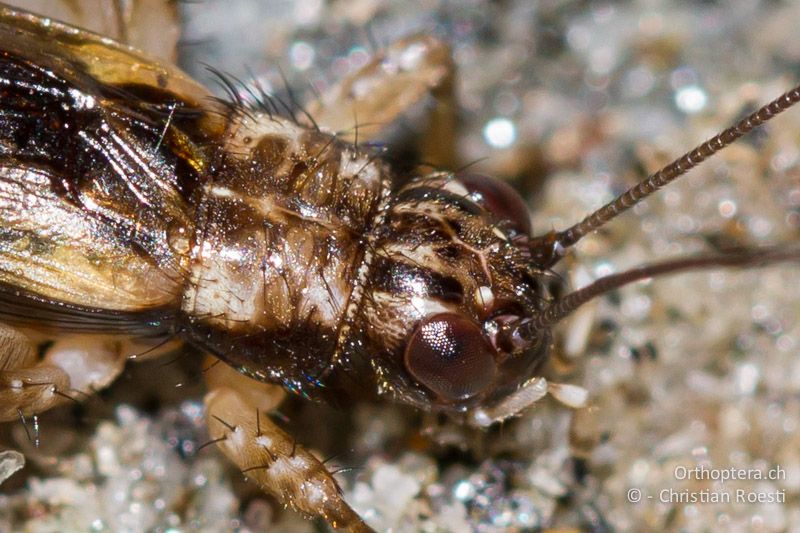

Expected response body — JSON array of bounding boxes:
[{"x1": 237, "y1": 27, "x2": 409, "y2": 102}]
[
  {"x1": 535, "y1": 83, "x2": 800, "y2": 266},
  {"x1": 520, "y1": 246, "x2": 800, "y2": 334}
]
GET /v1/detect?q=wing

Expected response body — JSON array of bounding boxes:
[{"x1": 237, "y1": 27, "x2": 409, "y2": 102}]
[{"x1": 0, "y1": 4, "x2": 226, "y2": 330}]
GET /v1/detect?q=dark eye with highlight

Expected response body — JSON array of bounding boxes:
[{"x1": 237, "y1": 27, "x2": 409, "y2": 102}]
[
  {"x1": 404, "y1": 313, "x2": 497, "y2": 401},
  {"x1": 457, "y1": 172, "x2": 532, "y2": 235}
]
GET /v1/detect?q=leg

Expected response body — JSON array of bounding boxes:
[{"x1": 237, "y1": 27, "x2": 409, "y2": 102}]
[
  {"x1": 306, "y1": 35, "x2": 457, "y2": 168},
  {"x1": 203, "y1": 357, "x2": 373, "y2": 532},
  {"x1": 0, "y1": 324, "x2": 126, "y2": 421},
  {"x1": 16, "y1": 0, "x2": 180, "y2": 60}
]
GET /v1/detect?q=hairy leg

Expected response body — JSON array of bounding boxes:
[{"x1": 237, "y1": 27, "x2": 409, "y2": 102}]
[
  {"x1": 3, "y1": 0, "x2": 179, "y2": 60},
  {"x1": 203, "y1": 357, "x2": 373, "y2": 532},
  {"x1": 306, "y1": 35, "x2": 457, "y2": 167},
  {"x1": 0, "y1": 324, "x2": 126, "y2": 421}
]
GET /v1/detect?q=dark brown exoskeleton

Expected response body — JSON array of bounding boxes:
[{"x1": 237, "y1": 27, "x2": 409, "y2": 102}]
[{"x1": 1, "y1": 3, "x2": 800, "y2": 531}]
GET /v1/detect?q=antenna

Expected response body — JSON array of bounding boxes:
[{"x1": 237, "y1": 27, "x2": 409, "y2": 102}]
[
  {"x1": 517, "y1": 246, "x2": 800, "y2": 336},
  {"x1": 530, "y1": 83, "x2": 800, "y2": 268}
]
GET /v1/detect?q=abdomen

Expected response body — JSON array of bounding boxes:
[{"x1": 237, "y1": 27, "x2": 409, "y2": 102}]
[{"x1": 0, "y1": 11, "x2": 217, "y2": 334}]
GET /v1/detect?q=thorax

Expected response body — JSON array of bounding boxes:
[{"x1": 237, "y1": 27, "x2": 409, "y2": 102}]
[{"x1": 180, "y1": 114, "x2": 392, "y2": 392}]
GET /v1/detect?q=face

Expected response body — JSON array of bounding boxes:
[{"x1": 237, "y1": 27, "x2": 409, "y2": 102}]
[{"x1": 355, "y1": 171, "x2": 554, "y2": 412}]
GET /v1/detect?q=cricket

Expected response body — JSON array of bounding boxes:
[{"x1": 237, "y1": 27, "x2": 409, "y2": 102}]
[{"x1": 0, "y1": 1, "x2": 798, "y2": 530}]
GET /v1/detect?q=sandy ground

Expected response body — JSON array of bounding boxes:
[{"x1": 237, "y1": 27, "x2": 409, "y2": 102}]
[{"x1": 2, "y1": 1, "x2": 800, "y2": 531}]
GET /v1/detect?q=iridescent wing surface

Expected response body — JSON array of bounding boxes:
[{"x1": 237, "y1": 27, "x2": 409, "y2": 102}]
[{"x1": 0, "y1": 4, "x2": 224, "y2": 331}]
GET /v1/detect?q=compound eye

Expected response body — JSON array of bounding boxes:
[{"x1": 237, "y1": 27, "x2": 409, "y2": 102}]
[
  {"x1": 404, "y1": 313, "x2": 497, "y2": 401},
  {"x1": 457, "y1": 172, "x2": 532, "y2": 235}
]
